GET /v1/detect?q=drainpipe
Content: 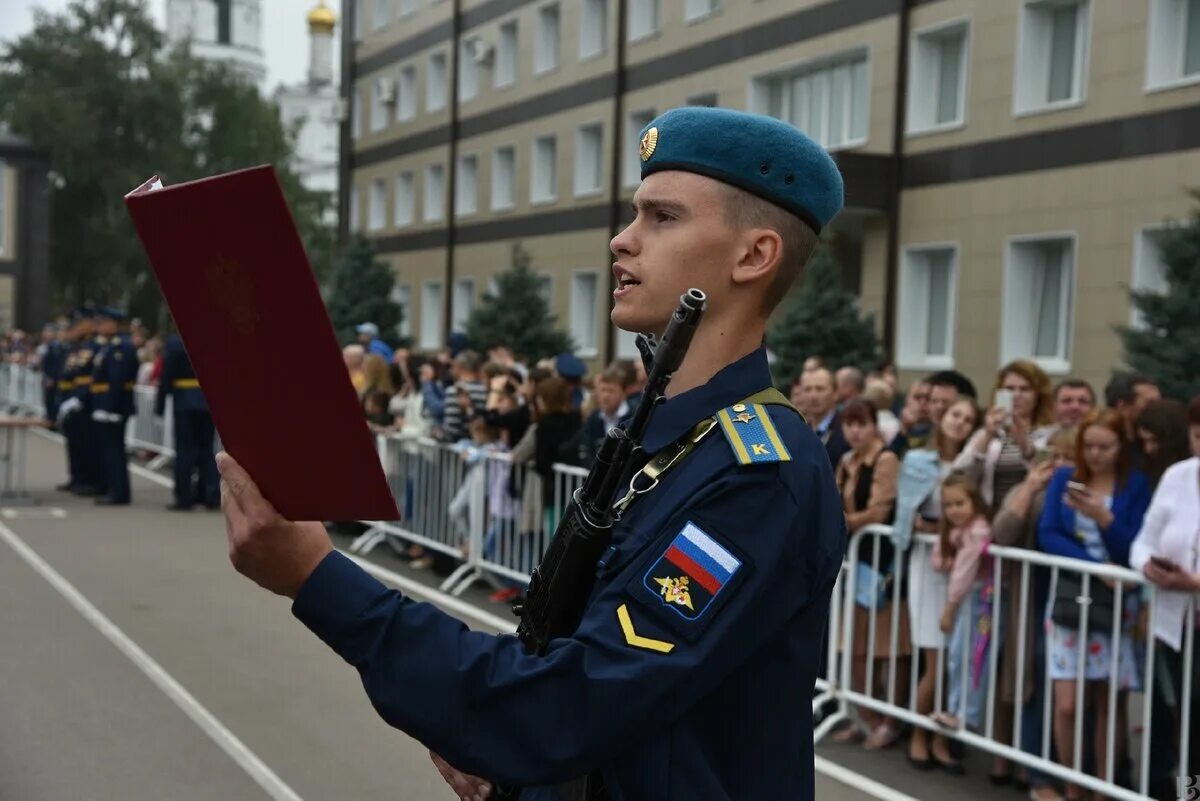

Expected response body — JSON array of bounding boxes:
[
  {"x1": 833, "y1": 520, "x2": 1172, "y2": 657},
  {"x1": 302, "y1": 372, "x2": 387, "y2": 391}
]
[
  {"x1": 337, "y1": 0, "x2": 356, "y2": 245},
  {"x1": 444, "y1": 0, "x2": 463, "y2": 344},
  {"x1": 882, "y1": 0, "x2": 912, "y2": 360},
  {"x1": 603, "y1": 0, "x2": 629, "y2": 363}
]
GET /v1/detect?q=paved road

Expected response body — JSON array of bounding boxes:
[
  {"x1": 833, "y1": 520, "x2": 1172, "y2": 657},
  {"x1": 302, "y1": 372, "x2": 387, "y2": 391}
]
[{"x1": 0, "y1": 430, "x2": 1018, "y2": 800}]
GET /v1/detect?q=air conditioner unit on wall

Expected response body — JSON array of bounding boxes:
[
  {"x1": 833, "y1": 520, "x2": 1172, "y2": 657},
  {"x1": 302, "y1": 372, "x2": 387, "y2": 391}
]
[{"x1": 375, "y1": 76, "x2": 397, "y2": 104}]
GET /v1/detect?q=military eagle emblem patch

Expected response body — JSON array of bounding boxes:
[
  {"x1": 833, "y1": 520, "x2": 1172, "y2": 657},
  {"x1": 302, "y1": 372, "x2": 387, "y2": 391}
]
[{"x1": 643, "y1": 522, "x2": 741, "y2": 621}]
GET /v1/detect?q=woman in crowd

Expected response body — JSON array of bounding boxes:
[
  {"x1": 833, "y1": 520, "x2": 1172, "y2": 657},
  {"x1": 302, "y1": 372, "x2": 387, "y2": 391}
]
[
  {"x1": 1130, "y1": 395, "x2": 1200, "y2": 799},
  {"x1": 992, "y1": 426, "x2": 1077, "y2": 800},
  {"x1": 1039, "y1": 410, "x2": 1151, "y2": 801},
  {"x1": 531, "y1": 376, "x2": 580, "y2": 534},
  {"x1": 359, "y1": 354, "x2": 394, "y2": 405},
  {"x1": 895, "y1": 396, "x2": 980, "y2": 771},
  {"x1": 1135, "y1": 398, "x2": 1191, "y2": 488},
  {"x1": 834, "y1": 398, "x2": 908, "y2": 750}
]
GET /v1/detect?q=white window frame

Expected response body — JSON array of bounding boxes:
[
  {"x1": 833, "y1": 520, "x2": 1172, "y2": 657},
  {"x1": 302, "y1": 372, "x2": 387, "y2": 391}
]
[
  {"x1": 455, "y1": 154, "x2": 479, "y2": 218},
  {"x1": 684, "y1": 0, "x2": 722, "y2": 24},
  {"x1": 458, "y1": 41, "x2": 479, "y2": 102},
  {"x1": 1001, "y1": 232, "x2": 1078, "y2": 374},
  {"x1": 531, "y1": 135, "x2": 558, "y2": 204},
  {"x1": 1131, "y1": 224, "x2": 1173, "y2": 329},
  {"x1": 1013, "y1": 0, "x2": 1092, "y2": 117},
  {"x1": 496, "y1": 19, "x2": 519, "y2": 88},
  {"x1": 1145, "y1": 0, "x2": 1200, "y2": 92},
  {"x1": 574, "y1": 123, "x2": 604, "y2": 197},
  {"x1": 452, "y1": 278, "x2": 475, "y2": 332},
  {"x1": 398, "y1": 0, "x2": 417, "y2": 16},
  {"x1": 392, "y1": 283, "x2": 412, "y2": 339},
  {"x1": 354, "y1": 0, "x2": 365, "y2": 40},
  {"x1": 370, "y1": 78, "x2": 390, "y2": 133},
  {"x1": 615, "y1": 328, "x2": 639, "y2": 359},
  {"x1": 397, "y1": 65, "x2": 418, "y2": 121},
  {"x1": 351, "y1": 90, "x2": 363, "y2": 139},
  {"x1": 394, "y1": 171, "x2": 415, "y2": 227},
  {"x1": 896, "y1": 243, "x2": 960, "y2": 370},
  {"x1": 372, "y1": 0, "x2": 390, "y2": 30},
  {"x1": 427, "y1": 51, "x2": 448, "y2": 113},
  {"x1": 749, "y1": 48, "x2": 872, "y2": 152},
  {"x1": 423, "y1": 164, "x2": 446, "y2": 222},
  {"x1": 491, "y1": 146, "x2": 517, "y2": 211},
  {"x1": 0, "y1": 166, "x2": 6, "y2": 256},
  {"x1": 906, "y1": 18, "x2": 971, "y2": 135},
  {"x1": 368, "y1": 177, "x2": 387, "y2": 231},
  {"x1": 535, "y1": 3, "x2": 561, "y2": 76},
  {"x1": 623, "y1": 108, "x2": 655, "y2": 187},
  {"x1": 570, "y1": 270, "x2": 600, "y2": 358},
  {"x1": 420, "y1": 280, "x2": 444, "y2": 349},
  {"x1": 579, "y1": 0, "x2": 608, "y2": 60},
  {"x1": 628, "y1": 0, "x2": 660, "y2": 42}
]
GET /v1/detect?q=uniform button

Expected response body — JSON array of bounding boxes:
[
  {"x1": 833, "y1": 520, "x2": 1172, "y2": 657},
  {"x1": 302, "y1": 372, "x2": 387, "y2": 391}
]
[{"x1": 732, "y1": 404, "x2": 747, "y2": 412}]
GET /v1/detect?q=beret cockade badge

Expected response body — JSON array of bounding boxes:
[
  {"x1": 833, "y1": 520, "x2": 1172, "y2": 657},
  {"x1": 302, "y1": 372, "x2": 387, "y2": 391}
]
[{"x1": 639, "y1": 127, "x2": 659, "y2": 162}]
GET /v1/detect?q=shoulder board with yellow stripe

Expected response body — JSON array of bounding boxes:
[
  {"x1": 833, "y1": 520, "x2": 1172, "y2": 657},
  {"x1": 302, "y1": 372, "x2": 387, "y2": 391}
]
[{"x1": 715, "y1": 402, "x2": 792, "y2": 465}]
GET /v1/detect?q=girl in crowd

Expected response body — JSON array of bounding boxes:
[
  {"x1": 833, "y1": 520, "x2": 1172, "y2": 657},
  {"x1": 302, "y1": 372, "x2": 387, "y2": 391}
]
[
  {"x1": 834, "y1": 398, "x2": 908, "y2": 750},
  {"x1": 1039, "y1": 410, "x2": 1151, "y2": 801},
  {"x1": 1135, "y1": 398, "x2": 1191, "y2": 488},
  {"x1": 895, "y1": 397, "x2": 980, "y2": 771}
]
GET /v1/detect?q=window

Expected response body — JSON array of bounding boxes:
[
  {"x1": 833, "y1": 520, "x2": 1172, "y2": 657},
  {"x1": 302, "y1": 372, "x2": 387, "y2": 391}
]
[
  {"x1": 368, "y1": 178, "x2": 387, "y2": 231},
  {"x1": 398, "y1": 0, "x2": 416, "y2": 15},
  {"x1": 455, "y1": 155, "x2": 478, "y2": 217},
  {"x1": 908, "y1": 21, "x2": 969, "y2": 132},
  {"x1": 570, "y1": 272, "x2": 599, "y2": 356},
  {"x1": 532, "y1": 135, "x2": 557, "y2": 203},
  {"x1": 394, "y1": 172, "x2": 415, "y2": 227},
  {"x1": 580, "y1": 0, "x2": 607, "y2": 59},
  {"x1": 1003, "y1": 235, "x2": 1076, "y2": 372},
  {"x1": 686, "y1": 92, "x2": 718, "y2": 107},
  {"x1": 574, "y1": 123, "x2": 604, "y2": 196},
  {"x1": 354, "y1": 0, "x2": 365, "y2": 40},
  {"x1": 685, "y1": 0, "x2": 721, "y2": 23},
  {"x1": 397, "y1": 65, "x2": 417, "y2": 121},
  {"x1": 420, "y1": 281, "x2": 444, "y2": 349},
  {"x1": 629, "y1": 0, "x2": 660, "y2": 40},
  {"x1": 755, "y1": 51, "x2": 869, "y2": 150},
  {"x1": 348, "y1": 185, "x2": 361, "y2": 231},
  {"x1": 0, "y1": 166, "x2": 6, "y2": 255},
  {"x1": 458, "y1": 41, "x2": 479, "y2": 102},
  {"x1": 423, "y1": 164, "x2": 445, "y2": 222},
  {"x1": 372, "y1": 0, "x2": 389, "y2": 30},
  {"x1": 616, "y1": 328, "x2": 639, "y2": 359},
  {"x1": 624, "y1": 108, "x2": 655, "y2": 186},
  {"x1": 427, "y1": 52, "x2": 447, "y2": 112},
  {"x1": 370, "y1": 78, "x2": 390, "y2": 132},
  {"x1": 452, "y1": 279, "x2": 475, "y2": 332},
  {"x1": 392, "y1": 284, "x2": 412, "y2": 339},
  {"x1": 1147, "y1": 0, "x2": 1200, "y2": 89},
  {"x1": 536, "y1": 275, "x2": 553, "y2": 306},
  {"x1": 898, "y1": 246, "x2": 958, "y2": 368},
  {"x1": 491, "y1": 146, "x2": 516, "y2": 210},
  {"x1": 496, "y1": 20, "x2": 519, "y2": 87},
  {"x1": 1132, "y1": 226, "x2": 1173, "y2": 328},
  {"x1": 351, "y1": 90, "x2": 362, "y2": 139},
  {"x1": 1015, "y1": 0, "x2": 1090, "y2": 113},
  {"x1": 535, "y1": 4, "x2": 561, "y2": 75}
]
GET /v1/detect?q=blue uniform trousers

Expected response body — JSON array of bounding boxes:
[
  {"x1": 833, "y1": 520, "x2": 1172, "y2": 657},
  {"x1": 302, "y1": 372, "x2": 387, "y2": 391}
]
[
  {"x1": 173, "y1": 409, "x2": 218, "y2": 508},
  {"x1": 96, "y1": 418, "x2": 129, "y2": 503}
]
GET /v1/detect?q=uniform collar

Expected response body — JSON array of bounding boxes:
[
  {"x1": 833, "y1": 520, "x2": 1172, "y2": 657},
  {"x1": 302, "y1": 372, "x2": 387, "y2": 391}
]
[{"x1": 640, "y1": 347, "x2": 773, "y2": 455}]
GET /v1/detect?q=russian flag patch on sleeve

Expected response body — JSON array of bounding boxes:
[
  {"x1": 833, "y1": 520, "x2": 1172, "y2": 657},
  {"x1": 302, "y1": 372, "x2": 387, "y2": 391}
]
[{"x1": 642, "y1": 522, "x2": 742, "y2": 621}]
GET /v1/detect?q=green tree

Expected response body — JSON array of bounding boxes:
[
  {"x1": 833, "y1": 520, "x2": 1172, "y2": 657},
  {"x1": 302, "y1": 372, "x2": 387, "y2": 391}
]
[
  {"x1": 0, "y1": 0, "x2": 333, "y2": 322},
  {"x1": 768, "y1": 245, "x2": 882, "y2": 384},
  {"x1": 465, "y1": 243, "x2": 574, "y2": 361},
  {"x1": 1120, "y1": 199, "x2": 1200, "y2": 401},
  {"x1": 326, "y1": 236, "x2": 403, "y2": 346}
]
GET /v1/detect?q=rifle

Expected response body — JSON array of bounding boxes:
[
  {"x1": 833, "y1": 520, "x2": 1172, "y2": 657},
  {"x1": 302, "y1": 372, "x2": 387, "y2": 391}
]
[{"x1": 493, "y1": 288, "x2": 707, "y2": 800}]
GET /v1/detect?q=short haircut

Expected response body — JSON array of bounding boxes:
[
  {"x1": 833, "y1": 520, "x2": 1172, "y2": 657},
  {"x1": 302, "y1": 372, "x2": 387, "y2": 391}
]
[
  {"x1": 605, "y1": 360, "x2": 637, "y2": 389},
  {"x1": 804, "y1": 365, "x2": 834, "y2": 388},
  {"x1": 837, "y1": 366, "x2": 866, "y2": 392},
  {"x1": 841, "y1": 397, "x2": 877, "y2": 426},
  {"x1": 454, "y1": 349, "x2": 482, "y2": 372},
  {"x1": 717, "y1": 183, "x2": 818, "y2": 314},
  {"x1": 1104, "y1": 371, "x2": 1156, "y2": 408},
  {"x1": 1054, "y1": 378, "x2": 1096, "y2": 403},
  {"x1": 927, "y1": 370, "x2": 977, "y2": 399}
]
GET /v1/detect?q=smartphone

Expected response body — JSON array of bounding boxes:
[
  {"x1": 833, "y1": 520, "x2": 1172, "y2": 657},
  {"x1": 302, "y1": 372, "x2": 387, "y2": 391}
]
[
  {"x1": 994, "y1": 388, "x2": 1014, "y2": 414},
  {"x1": 1066, "y1": 480, "x2": 1087, "y2": 493},
  {"x1": 1151, "y1": 555, "x2": 1179, "y2": 572}
]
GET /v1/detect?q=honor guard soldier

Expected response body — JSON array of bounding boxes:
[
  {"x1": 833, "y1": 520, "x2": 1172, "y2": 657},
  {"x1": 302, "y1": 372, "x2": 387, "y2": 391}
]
[
  {"x1": 57, "y1": 308, "x2": 103, "y2": 495},
  {"x1": 39, "y1": 323, "x2": 67, "y2": 426},
  {"x1": 156, "y1": 332, "x2": 219, "y2": 511},
  {"x1": 218, "y1": 107, "x2": 847, "y2": 801},
  {"x1": 90, "y1": 307, "x2": 138, "y2": 506}
]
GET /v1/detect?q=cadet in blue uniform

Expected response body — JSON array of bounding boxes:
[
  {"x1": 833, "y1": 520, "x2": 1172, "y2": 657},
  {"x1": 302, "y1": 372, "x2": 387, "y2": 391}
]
[
  {"x1": 217, "y1": 108, "x2": 846, "y2": 800},
  {"x1": 40, "y1": 324, "x2": 67, "y2": 426},
  {"x1": 156, "y1": 332, "x2": 220, "y2": 511},
  {"x1": 57, "y1": 308, "x2": 105, "y2": 495},
  {"x1": 54, "y1": 314, "x2": 85, "y2": 492},
  {"x1": 91, "y1": 308, "x2": 138, "y2": 506}
]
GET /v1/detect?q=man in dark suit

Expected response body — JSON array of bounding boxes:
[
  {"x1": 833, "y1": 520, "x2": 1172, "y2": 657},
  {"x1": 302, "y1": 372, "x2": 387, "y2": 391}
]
[{"x1": 802, "y1": 365, "x2": 849, "y2": 467}]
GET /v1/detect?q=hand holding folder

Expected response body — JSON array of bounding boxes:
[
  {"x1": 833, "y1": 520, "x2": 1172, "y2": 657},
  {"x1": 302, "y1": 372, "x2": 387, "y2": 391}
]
[{"x1": 125, "y1": 165, "x2": 399, "y2": 522}]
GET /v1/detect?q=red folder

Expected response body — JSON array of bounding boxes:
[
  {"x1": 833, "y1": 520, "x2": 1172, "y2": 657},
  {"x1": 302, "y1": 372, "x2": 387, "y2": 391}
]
[{"x1": 125, "y1": 165, "x2": 400, "y2": 522}]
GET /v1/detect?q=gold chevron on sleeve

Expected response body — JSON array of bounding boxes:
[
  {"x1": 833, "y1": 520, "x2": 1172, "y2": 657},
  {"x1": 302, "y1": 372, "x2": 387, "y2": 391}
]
[{"x1": 617, "y1": 604, "x2": 675, "y2": 653}]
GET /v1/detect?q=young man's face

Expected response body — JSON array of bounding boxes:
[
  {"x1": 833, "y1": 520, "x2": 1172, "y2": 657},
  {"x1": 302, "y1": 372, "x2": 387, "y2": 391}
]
[
  {"x1": 594, "y1": 379, "x2": 624, "y2": 416},
  {"x1": 609, "y1": 171, "x2": 740, "y2": 335},
  {"x1": 927, "y1": 384, "x2": 960, "y2": 424},
  {"x1": 1053, "y1": 385, "x2": 1094, "y2": 428}
]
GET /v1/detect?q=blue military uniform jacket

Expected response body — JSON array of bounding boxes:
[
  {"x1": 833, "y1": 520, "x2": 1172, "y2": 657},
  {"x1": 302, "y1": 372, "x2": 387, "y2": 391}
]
[
  {"x1": 292, "y1": 347, "x2": 845, "y2": 800},
  {"x1": 91, "y1": 334, "x2": 138, "y2": 417},
  {"x1": 155, "y1": 335, "x2": 207, "y2": 415},
  {"x1": 72, "y1": 338, "x2": 103, "y2": 408}
]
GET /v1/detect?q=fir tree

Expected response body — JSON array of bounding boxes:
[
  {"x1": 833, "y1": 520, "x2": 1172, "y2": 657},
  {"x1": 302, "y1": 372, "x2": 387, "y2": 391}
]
[
  {"x1": 768, "y1": 245, "x2": 882, "y2": 385},
  {"x1": 1120, "y1": 199, "x2": 1200, "y2": 401},
  {"x1": 465, "y1": 243, "x2": 574, "y2": 361},
  {"x1": 326, "y1": 236, "x2": 403, "y2": 345}
]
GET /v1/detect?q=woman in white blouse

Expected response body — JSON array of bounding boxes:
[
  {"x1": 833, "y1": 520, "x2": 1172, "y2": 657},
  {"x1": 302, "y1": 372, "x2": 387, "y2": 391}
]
[{"x1": 1129, "y1": 395, "x2": 1200, "y2": 785}]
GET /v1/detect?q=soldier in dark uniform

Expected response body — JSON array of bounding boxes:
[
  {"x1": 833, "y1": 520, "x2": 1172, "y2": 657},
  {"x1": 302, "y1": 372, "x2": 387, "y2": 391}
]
[
  {"x1": 57, "y1": 308, "x2": 104, "y2": 495},
  {"x1": 40, "y1": 323, "x2": 67, "y2": 426},
  {"x1": 216, "y1": 108, "x2": 846, "y2": 800},
  {"x1": 54, "y1": 313, "x2": 85, "y2": 492},
  {"x1": 90, "y1": 307, "x2": 138, "y2": 506},
  {"x1": 156, "y1": 332, "x2": 219, "y2": 511}
]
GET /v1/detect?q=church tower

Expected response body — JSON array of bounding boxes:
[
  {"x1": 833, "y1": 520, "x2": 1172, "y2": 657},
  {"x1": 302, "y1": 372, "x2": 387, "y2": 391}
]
[{"x1": 165, "y1": 0, "x2": 267, "y2": 88}]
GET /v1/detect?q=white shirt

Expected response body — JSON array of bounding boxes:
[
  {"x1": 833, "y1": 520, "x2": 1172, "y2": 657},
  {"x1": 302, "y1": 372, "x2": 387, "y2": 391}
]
[{"x1": 1130, "y1": 457, "x2": 1200, "y2": 651}]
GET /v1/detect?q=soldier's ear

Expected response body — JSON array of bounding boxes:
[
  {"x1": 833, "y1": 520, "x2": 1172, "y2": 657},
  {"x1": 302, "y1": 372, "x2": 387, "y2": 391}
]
[{"x1": 730, "y1": 228, "x2": 783, "y2": 288}]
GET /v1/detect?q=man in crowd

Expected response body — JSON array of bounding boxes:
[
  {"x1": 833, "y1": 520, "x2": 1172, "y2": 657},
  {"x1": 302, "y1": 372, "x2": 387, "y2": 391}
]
[
  {"x1": 1106, "y1": 371, "x2": 1161, "y2": 468},
  {"x1": 888, "y1": 378, "x2": 930, "y2": 458},
  {"x1": 1052, "y1": 379, "x2": 1095, "y2": 429},
  {"x1": 356, "y1": 322, "x2": 394, "y2": 363},
  {"x1": 554, "y1": 353, "x2": 587, "y2": 411},
  {"x1": 802, "y1": 365, "x2": 848, "y2": 467},
  {"x1": 835, "y1": 365, "x2": 864, "y2": 407},
  {"x1": 439, "y1": 350, "x2": 487, "y2": 443},
  {"x1": 926, "y1": 369, "x2": 977, "y2": 425},
  {"x1": 575, "y1": 364, "x2": 633, "y2": 465}
]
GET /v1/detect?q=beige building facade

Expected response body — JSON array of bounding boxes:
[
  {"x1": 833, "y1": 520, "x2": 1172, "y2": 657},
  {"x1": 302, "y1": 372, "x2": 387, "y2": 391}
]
[{"x1": 341, "y1": 0, "x2": 1200, "y2": 393}]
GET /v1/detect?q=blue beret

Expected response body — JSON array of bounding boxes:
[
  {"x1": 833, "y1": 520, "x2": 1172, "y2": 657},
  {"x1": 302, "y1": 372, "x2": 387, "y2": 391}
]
[
  {"x1": 638, "y1": 107, "x2": 844, "y2": 232},
  {"x1": 555, "y1": 353, "x2": 586, "y2": 380},
  {"x1": 98, "y1": 306, "x2": 125, "y2": 322}
]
